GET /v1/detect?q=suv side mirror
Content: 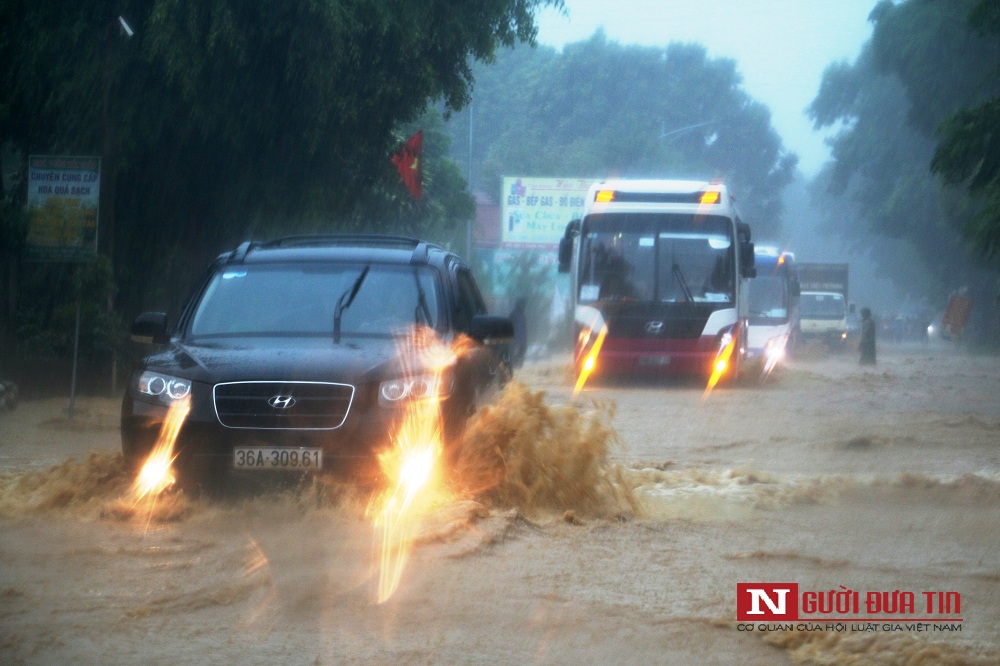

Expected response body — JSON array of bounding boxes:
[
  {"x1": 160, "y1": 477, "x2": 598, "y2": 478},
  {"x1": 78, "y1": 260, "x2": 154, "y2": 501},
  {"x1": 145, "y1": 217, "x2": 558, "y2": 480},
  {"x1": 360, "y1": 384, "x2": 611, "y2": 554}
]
[
  {"x1": 470, "y1": 315, "x2": 514, "y2": 345},
  {"x1": 130, "y1": 312, "x2": 170, "y2": 344}
]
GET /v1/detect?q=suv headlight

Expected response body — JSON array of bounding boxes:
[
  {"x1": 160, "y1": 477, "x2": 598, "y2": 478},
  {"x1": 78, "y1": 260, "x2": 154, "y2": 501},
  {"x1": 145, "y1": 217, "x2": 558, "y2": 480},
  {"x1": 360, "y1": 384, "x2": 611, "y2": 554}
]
[
  {"x1": 134, "y1": 371, "x2": 192, "y2": 404},
  {"x1": 378, "y1": 373, "x2": 452, "y2": 407}
]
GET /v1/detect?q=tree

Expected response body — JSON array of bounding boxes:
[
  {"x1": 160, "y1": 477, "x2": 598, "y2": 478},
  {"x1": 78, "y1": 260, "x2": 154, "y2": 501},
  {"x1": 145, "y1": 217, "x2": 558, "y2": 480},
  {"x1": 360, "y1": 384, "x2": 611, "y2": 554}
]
[
  {"x1": 445, "y1": 34, "x2": 797, "y2": 239},
  {"x1": 931, "y1": 0, "x2": 1000, "y2": 259},
  {"x1": 0, "y1": 0, "x2": 560, "y2": 385},
  {"x1": 807, "y1": 0, "x2": 999, "y2": 335},
  {"x1": 344, "y1": 109, "x2": 475, "y2": 247},
  {"x1": 865, "y1": 0, "x2": 1000, "y2": 263}
]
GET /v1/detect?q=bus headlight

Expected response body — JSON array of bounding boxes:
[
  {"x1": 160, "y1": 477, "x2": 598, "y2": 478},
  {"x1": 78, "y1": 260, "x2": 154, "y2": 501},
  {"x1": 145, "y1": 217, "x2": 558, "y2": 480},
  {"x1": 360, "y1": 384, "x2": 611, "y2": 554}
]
[
  {"x1": 716, "y1": 328, "x2": 734, "y2": 351},
  {"x1": 763, "y1": 334, "x2": 788, "y2": 373},
  {"x1": 711, "y1": 323, "x2": 740, "y2": 375},
  {"x1": 714, "y1": 322, "x2": 740, "y2": 352},
  {"x1": 764, "y1": 334, "x2": 787, "y2": 361}
]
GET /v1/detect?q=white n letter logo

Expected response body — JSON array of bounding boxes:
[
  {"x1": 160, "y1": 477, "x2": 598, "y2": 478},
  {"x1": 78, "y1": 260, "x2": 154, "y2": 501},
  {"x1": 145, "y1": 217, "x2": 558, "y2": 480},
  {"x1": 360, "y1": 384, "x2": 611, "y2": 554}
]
[
  {"x1": 747, "y1": 588, "x2": 788, "y2": 615},
  {"x1": 737, "y1": 582, "x2": 798, "y2": 621}
]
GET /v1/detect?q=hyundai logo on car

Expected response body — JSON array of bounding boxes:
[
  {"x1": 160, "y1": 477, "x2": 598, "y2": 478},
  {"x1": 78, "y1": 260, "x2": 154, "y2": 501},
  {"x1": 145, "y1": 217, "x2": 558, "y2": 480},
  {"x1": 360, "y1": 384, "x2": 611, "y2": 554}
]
[{"x1": 268, "y1": 395, "x2": 296, "y2": 409}]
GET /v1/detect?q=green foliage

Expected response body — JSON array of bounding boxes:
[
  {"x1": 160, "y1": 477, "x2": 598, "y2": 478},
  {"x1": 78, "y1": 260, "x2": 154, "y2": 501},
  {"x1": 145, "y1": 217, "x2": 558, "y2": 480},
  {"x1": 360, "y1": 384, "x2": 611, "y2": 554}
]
[
  {"x1": 864, "y1": 0, "x2": 1000, "y2": 264},
  {"x1": 808, "y1": 0, "x2": 1000, "y2": 314},
  {"x1": 500, "y1": 250, "x2": 552, "y2": 343},
  {"x1": 472, "y1": 249, "x2": 566, "y2": 353},
  {"x1": 345, "y1": 109, "x2": 475, "y2": 248},
  {"x1": 0, "y1": 183, "x2": 25, "y2": 256},
  {"x1": 931, "y1": 1, "x2": 1000, "y2": 261},
  {"x1": 0, "y1": 0, "x2": 562, "y2": 390},
  {"x1": 808, "y1": 60, "x2": 862, "y2": 130},
  {"x1": 444, "y1": 34, "x2": 797, "y2": 239},
  {"x1": 868, "y1": 0, "x2": 999, "y2": 135},
  {"x1": 0, "y1": 0, "x2": 558, "y2": 383},
  {"x1": 13, "y1": 258, "x2": 120, "y2": 361}
]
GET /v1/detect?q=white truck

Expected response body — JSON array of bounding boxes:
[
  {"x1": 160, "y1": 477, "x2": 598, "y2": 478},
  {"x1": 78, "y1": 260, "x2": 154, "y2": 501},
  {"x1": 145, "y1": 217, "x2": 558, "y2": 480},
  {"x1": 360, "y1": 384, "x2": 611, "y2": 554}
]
[{"x1": 797, "y1": 263, "x2": 849, "y2": 347}]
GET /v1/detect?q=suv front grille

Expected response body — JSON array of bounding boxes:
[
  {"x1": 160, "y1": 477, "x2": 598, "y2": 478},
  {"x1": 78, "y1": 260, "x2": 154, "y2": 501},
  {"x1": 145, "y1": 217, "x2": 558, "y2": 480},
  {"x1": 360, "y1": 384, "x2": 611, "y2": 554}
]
[{"x1": 214, "y1": 381, "x2": 355, "y2": 429}]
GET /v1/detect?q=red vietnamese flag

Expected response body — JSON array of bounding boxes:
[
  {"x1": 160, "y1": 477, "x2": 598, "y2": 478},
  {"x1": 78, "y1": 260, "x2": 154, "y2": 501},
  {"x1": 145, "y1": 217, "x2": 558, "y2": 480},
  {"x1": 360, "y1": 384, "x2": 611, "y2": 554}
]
[{"x1": 392, "y1": 130, "x2": 423, "y2": 199}]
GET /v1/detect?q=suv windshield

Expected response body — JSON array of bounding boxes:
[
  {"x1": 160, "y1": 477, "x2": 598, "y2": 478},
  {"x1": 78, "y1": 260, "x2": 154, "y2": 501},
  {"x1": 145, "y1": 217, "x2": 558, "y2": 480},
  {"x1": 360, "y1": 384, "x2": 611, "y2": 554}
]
[{"x1": 188, "y1": 263, "x2": 442, "y2": 338}]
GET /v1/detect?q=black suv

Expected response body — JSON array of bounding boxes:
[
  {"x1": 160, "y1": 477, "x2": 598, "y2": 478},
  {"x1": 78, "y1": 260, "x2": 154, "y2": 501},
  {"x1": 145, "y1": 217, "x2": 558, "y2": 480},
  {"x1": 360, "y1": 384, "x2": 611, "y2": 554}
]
[{"x1": 121, "y1": 235, "x2": 513, "y2": 485}]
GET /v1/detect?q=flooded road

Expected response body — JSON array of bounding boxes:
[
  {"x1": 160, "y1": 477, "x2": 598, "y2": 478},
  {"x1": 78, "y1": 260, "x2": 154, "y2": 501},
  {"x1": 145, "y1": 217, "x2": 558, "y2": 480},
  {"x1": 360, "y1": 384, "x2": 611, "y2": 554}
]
[{"x1": 1, "y1": 342, "x2": 998, "y2": 664}]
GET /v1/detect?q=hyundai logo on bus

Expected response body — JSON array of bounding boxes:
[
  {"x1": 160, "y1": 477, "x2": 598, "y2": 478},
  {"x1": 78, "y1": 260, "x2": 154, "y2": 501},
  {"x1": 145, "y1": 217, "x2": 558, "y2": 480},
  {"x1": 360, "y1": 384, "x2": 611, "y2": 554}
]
[
  {"x1": 645, "y1": 321, "x2": 665, "y2": 334},
  {"x1": 268, "y1": 395, "x2": 297, "y2": 409}
]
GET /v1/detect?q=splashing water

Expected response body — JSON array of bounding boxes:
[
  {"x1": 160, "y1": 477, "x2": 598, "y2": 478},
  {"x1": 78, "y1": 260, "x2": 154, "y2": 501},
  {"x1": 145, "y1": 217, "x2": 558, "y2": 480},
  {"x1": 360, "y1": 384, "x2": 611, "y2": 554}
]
[
  {"x1": 368, "y1": 326, "x2": 462, "y2": 604},
  {"x1": 130, "y1": 398, "x2": 190, "y2": 526},
  {"x1": 0, "y1": 451, "x2": 126, "y2": 518},
  {"x1": 453, "y1": 381, "x2": 638, "y2": 520}
]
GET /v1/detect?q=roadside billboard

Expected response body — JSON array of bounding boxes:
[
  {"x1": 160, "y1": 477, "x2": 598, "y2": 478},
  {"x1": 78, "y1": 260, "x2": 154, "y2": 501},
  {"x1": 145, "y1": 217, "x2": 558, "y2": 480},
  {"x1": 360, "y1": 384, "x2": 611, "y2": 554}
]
[
  {"x1": 26, "y1": 155, "x2": 100, "y2": 262},
  {"x1": 501, "y1": 177, "x2": 593, "y2": 250}
]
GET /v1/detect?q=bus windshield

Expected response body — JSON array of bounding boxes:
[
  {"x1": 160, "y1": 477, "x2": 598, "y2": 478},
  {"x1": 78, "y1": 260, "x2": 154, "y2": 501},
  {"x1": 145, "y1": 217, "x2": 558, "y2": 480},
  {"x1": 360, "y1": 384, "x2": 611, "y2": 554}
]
[
  {"x1": 749, "y1": 275, "x2": 788, "y2": 324},
  {"x1": 578, "y1": 213, "x2": 735, "y2": 304}
]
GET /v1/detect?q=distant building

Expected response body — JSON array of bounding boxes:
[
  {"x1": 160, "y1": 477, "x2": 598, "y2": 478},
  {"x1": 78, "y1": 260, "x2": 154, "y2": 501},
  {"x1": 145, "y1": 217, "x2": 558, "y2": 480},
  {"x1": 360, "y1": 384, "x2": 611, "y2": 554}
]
[{"x1": 473, "y1": 192, "x2": 501, "y2": 250}]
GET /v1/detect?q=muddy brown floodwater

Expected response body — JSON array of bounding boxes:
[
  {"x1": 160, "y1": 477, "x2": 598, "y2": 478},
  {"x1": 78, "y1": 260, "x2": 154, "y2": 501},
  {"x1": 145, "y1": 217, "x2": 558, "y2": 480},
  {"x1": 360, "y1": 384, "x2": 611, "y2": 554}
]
[{"x1": 1, "y1": 341, "x2": 999, "y2": 665}]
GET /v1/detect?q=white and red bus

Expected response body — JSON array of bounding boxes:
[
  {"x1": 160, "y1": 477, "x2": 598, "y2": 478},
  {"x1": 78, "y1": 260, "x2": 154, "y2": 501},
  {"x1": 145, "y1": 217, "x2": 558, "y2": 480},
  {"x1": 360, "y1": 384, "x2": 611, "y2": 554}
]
[{"x1": 558, "y1": 179, "x2": 756, "y2": 382}]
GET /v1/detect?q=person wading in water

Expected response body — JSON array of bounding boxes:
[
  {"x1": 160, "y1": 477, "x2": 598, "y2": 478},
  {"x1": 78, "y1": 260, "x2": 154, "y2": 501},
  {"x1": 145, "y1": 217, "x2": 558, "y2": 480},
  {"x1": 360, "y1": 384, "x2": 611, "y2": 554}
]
[{"x1": 859, "y1": 307, "x2": 877, "y2": 365}]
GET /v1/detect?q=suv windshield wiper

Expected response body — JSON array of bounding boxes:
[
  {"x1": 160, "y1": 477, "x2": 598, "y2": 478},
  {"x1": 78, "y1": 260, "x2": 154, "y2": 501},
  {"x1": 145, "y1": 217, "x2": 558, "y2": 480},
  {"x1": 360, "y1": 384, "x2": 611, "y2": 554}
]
[
  {"x1": 672, "y1": 263, "x2": 693, "y2": 302},
  {"x1": 333, "y1": 264, "x2": 370, "y2": 343},
  {"x1": 413, "y1": 268, "x2": 433, "y2": 327}
]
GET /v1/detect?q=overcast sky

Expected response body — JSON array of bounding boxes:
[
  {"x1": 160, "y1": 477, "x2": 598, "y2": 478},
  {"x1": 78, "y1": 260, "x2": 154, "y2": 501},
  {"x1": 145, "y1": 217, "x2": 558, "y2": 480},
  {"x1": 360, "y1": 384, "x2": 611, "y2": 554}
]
[{"x1": 533, "y1": 0, "x2": 878, "y2": 176}]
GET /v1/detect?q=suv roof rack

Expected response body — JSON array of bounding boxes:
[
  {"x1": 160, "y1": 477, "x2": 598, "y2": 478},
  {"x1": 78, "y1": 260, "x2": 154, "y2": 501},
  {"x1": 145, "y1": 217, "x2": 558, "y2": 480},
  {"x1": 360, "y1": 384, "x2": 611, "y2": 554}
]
[
  {"x1": 257, "y1": 234, "x2": 447, "y2": 265},
  {"x1": 260, "y1": 234, "x2": 425, "y2": 249},
  {"x1": 225, "y1": 241, "x2": 256, "y2": 264}
]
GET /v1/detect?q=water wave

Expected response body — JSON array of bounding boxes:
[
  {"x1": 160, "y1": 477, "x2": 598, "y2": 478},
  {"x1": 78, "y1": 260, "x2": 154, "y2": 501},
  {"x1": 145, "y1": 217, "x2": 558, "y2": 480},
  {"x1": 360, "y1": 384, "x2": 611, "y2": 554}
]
[{"x1": 761, "y1": 626, "x2": 996, "y2": 665}]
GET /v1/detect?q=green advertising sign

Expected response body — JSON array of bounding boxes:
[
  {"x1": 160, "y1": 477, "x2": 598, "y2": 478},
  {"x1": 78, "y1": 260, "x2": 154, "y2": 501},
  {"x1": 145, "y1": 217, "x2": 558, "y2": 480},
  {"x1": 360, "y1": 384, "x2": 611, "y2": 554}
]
[
  {"x1": 26, "y1": 155, "x2": 100, "y2": 262},
  {"x1": 501, "y1": 177, "x2": 593, "y2": 250}
]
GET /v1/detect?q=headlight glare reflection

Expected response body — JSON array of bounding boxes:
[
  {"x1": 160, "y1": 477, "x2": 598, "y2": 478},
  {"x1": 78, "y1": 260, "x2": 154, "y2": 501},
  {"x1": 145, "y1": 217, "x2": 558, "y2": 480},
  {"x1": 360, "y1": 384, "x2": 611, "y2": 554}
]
[
  {"x1": 379, "y1": 374, "x2": 447, "y2": 406},
  {"x1": 136, "y1": 371, "x2": 191, "y2": 402}
]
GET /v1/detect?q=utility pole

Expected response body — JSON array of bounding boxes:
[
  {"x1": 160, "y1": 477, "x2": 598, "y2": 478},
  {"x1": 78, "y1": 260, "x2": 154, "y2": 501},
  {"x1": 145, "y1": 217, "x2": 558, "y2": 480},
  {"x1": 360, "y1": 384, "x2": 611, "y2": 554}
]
[
  {"x1": 101, "y1": 16, "x2": 134, "y2": 395},
  {"x1": 466, "y1": 99, "x2": 474, "y2": 260}
]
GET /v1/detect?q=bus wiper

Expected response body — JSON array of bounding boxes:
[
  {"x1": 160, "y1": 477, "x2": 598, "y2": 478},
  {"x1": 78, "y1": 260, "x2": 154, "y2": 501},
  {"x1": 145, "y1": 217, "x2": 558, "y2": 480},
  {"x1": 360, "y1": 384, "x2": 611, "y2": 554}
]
[
  {"x1": 333, "y1": 264, "x2": 370, "y2": 344},
  {"x1": 672, "y1": 263, "x2": 693, "y2": 302},
  {"x1": 413, "y1": 268, "x2": 433, "y2": 326}
]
